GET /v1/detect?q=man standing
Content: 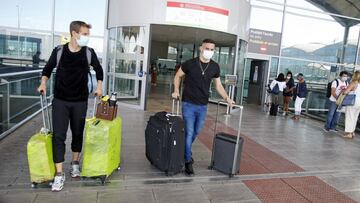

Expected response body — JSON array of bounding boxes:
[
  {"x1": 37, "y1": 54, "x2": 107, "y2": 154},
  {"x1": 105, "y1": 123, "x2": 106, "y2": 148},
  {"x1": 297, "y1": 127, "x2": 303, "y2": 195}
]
[
  {"x1": 32, "y1": 51, "x2": 41, "y2": 68},
  {"x1": 172, "y1": 39, "x2": 234, "y2": 176},
  {"x1": 37, "y1": 21, "x2": 103, "y2": 191},
  {"x1": 324, "y1": 71, "x2": 349, "y2": 131}
]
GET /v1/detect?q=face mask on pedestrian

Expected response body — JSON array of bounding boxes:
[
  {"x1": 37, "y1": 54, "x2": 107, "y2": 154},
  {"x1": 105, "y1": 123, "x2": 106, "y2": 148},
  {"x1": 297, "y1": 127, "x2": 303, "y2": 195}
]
[
  {"x1": 341, "y1": 76, "x2": 348, "y2": 82},
  {"x1": 76, "y1": 34, "x2": 89, "y2": 47},
  {"x1": 202, "y1": 50, "x2": 214, "y2": 60},
  {"x1": 287, "y1": 76, "x2": 291, "y2": 79}
]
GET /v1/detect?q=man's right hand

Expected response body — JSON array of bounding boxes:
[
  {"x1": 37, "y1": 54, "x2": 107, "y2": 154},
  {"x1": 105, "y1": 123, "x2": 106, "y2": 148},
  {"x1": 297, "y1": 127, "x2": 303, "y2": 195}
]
[
  {"x1": 37, "y1": 84, "x2": 46, "y2": 95},
  {"x1": 172, "y1": 92, "x2": 180, "y2": 100}
]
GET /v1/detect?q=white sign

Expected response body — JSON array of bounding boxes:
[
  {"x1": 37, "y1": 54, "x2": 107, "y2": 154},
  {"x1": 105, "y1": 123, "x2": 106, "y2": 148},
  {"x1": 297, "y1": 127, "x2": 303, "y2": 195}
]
[{"x1": 166, "y1": 1, "x2": 229, "y2": 32}]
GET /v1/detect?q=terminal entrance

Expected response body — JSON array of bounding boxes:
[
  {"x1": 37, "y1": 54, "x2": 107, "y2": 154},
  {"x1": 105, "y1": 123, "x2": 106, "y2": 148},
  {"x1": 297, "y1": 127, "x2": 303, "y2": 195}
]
[
  {"x1": 243, "y1": 58, "x2": 269, "y2": 106},
  {"x1": 146, "y1": 24, "x2": 237, "y2": 111}
]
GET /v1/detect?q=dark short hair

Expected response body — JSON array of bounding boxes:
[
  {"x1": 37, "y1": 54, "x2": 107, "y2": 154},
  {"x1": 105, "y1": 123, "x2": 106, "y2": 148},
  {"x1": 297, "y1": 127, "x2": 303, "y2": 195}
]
[
  {"x1": 339, "y1": 71, "x2": 348, "y2": 76},
  {"x1": 276, "y1": 73, "x2": 285, "y2": 82},
  {"x1": 70, "y1": 21, "x2": 92, "y2": 36},
  {"x1": 202, "y1": 39, "x2": 216, "y2": 45},
  {"x1": 297, "y1": 73, "x2": 304, "y2": 77}
]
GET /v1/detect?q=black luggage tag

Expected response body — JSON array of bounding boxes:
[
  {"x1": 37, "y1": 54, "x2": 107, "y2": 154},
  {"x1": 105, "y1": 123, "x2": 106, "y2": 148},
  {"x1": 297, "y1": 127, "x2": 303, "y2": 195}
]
[{"x1": 93, "y1": 119, "x2": 101, "y2": 126}]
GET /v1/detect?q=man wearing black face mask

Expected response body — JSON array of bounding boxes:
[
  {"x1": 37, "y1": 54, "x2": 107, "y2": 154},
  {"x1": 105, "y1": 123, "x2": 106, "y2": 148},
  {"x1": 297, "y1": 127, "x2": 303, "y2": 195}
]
[
  {"x1": 172, "y1": 39, "x2": 234, "y2": 176},
  {"x1": 38, "y1": 21, "x2": 103, "y2": 192}
]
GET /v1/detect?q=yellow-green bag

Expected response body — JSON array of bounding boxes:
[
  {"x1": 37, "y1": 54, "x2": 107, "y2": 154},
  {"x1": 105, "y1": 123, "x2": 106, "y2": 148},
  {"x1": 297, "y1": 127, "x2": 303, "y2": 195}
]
[
  {"x1": 81, "y1": 117, "x2": 122, "y2": 179},
  {"x1": 27, "y1": 132, "x2": 55, "y2": 183}
]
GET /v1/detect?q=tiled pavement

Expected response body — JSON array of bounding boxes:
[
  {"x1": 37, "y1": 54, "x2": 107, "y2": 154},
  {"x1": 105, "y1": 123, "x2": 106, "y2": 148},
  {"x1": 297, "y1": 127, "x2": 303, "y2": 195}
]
[{"x1": 1, "y1": 93, "x2": 360, "y2": 202}]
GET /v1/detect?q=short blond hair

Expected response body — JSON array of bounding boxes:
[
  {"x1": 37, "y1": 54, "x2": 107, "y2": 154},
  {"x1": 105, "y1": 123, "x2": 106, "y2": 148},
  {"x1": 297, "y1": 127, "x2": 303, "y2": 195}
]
[{"x1": 352, "y1": 71, "x2": 360, "y2": 83}]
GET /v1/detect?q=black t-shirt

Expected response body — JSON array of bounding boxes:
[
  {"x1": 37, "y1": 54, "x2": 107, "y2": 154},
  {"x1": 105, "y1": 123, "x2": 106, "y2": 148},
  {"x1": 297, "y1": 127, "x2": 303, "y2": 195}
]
[
  {"x1": 42, "y1": 43, "x2": 104, "y2": 101},
  {"x1": 283, "y1": 78, "x2": 295, "y2": 96},
  {"x1": 181, "y1": 57, "x2": 220, "y2": 105}
]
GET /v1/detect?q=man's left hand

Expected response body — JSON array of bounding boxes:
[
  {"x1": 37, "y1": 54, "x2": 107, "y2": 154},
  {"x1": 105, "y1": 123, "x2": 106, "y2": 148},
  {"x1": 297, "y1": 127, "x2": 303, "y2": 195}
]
[
  {"x1": 226, "y1": 97, "x2": 235, "y2": 107},
  {"x1": 94, "y1": 87, "x2": 103, "y2": 98}
]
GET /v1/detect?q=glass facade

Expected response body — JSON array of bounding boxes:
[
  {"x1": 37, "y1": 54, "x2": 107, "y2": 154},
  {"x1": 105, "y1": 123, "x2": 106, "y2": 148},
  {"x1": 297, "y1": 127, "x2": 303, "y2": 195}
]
[
  {"x1": 0, "y1": 34, "x2": 41, "y2": 58},
  {"x1": 107, "y1": 26, "x2": 148, "y2": 107},
  {"x1": 249, "y1": 0, "x2": 360, "y2": 126}
]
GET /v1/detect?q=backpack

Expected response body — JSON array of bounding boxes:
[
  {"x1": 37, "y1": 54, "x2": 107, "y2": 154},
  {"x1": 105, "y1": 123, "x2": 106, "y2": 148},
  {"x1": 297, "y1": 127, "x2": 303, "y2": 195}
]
[
  {"x1": 326, "y1": 79, "x2": 348, "y2": 98},
  {"x1": 271, "y1": 83, "x2": 280, "y2": 95},
  {"x1": 55, "y1": 45, "x2": 96, "y2": 94}
]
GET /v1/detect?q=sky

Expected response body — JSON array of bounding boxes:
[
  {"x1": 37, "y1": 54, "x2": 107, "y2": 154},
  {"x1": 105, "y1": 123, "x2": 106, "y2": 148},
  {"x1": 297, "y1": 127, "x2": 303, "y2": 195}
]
[
  {"x1": 0, "y1": 0, "x2": 106, "y2": 36},
  {"x1": 250, "y1": 0, "x2": 360, "y2": 48},
  {"x1": 1, "y1": 0, "x2": 360, "y2": 50}
]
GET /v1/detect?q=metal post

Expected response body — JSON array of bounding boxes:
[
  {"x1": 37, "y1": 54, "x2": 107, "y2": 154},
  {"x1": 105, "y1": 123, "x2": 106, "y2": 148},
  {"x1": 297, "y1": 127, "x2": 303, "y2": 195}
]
[
  {"x1": 340, "y1": 26, "x2": 349, "y2": 69},
  {"x1": 240, "y1": 58, "x2": 248, "y2": 105},
  {"x1": 16, "y1": 5, "x2": 21, "y2": 59},
  {"x1": 6, "y1": 83, "x2": 10, "y2": 129},
  {"x1": 353, "y1": 29, "x2": 360, "y2": 71},
  {"x1": 276, "y1": 0, "x2": 287, "y2": 75},
  {"x1": 305, "y1": 91, "x2": 311, "y2": 113},
  {"x1": 51, "y1": 0, "x2": 56, "y2": 48}
]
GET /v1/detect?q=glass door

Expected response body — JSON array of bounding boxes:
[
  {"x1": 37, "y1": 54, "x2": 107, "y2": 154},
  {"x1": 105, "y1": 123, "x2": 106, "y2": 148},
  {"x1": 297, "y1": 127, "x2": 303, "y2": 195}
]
[{"x1": 107, "y1": 26, "x2": 149, "y2": 109}]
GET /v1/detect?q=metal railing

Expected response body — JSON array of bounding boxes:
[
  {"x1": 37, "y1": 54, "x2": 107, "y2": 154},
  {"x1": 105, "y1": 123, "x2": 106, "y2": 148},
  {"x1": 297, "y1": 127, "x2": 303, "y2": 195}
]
[{"x1": 0, "y1": 70, "x2": 54, "y2": 140}]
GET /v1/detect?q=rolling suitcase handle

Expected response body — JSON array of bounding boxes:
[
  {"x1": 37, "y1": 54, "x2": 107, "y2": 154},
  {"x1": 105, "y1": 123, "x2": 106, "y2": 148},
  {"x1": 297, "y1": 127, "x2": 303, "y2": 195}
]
[
  {"x1": 171, "y1": 98, "x2": 180, "y2": 116},
  {"x1": 92, "y1": 96, "x2": 98, "y2": 118},
  {"x1": 39, "y1": 92, "x2": 52, "y2": 134},
  {"x1": 210, "y1": 101, "x2": 243, "y2": 175}
]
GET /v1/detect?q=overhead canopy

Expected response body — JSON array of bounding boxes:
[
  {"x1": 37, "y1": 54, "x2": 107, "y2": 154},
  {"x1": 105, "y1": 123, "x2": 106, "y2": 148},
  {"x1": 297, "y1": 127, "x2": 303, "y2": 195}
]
[{"x1": 306, "y1": 0, "x2": 360, "y2": 27}]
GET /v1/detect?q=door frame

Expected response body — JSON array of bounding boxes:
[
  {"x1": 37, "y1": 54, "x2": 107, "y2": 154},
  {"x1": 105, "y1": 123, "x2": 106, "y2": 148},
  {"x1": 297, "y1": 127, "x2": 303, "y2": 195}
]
[{"x1": 105, "y1": 25, "x2": 151, "y2": 110}]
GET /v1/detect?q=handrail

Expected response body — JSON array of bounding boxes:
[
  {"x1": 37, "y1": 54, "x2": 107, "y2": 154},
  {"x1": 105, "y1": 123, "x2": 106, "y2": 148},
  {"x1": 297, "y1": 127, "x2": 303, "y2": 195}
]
[{"x1": 0, "y1": 70, "x2": 43, "y2": 77}]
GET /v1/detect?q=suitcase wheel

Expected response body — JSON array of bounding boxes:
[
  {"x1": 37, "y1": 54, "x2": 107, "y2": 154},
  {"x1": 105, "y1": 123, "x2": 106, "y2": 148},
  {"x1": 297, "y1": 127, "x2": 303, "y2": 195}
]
[
  {"x1": 99, "y1": 175, "x2": 106, "y2": 185},
  {"x1": 208, "y1": 165, "x2": 213, "y2": 170},
  {"x1": 229, "y1": 174, "x2": 234, "y2": 178},
  {"x1": 31, "y1": 182, "x2": 37, "y2": 188}
]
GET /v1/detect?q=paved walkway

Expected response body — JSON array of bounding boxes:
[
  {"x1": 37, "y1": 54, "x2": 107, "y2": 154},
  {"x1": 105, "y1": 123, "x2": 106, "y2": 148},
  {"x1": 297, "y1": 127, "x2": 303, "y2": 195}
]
[{"x1": 1, "y1": 98, "x2": 360, "y2": 202}]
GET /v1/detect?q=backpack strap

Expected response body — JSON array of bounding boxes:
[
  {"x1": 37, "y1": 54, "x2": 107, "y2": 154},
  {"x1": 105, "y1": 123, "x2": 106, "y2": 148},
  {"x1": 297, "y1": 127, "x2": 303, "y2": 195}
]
[
  {"x1": 55, "y1": 45, "x2": 64, "y2": 69},
  {"x1": 56, "y1": 45, "x2": 92, "y2": 69},
  {"x1": 86, "y1": 47, "x2": 92, "y2": 68}
]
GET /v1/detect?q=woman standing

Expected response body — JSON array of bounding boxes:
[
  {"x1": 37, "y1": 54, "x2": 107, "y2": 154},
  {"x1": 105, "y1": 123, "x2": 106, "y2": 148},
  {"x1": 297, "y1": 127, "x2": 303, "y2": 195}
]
[
  {"x1": 283, "y1": 71, "x2": 295, "y2": 116},
  {"x1": 269, "y1": 73, "x2": 287, "y2": 116},
  {"x1": 293, "y1": 73, "x2": 307, "y2": 120},
  {"x1": 343, "y1": 71, "x2": 360, "y2": 139}
]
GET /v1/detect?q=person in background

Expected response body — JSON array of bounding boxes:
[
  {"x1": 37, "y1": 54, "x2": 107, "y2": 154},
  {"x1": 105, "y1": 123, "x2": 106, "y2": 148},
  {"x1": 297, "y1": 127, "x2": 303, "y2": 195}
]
[
  {"x1": 269, "y1": 73, "x2": 286, "y2": 116},
  {"x1": 324, "y1": 71, "x2": 349, "y2": 131},
  {"x1": 343, "y1": 71, "x2": 360, "y2": 139},
  {"x1": 283, "y1": 71, "x2": 295, "y2": 116},
  {"x1": 292, "y1": 73, "x2": 307, "y2": 120},
  {"x1": 32, "y1": 51, "x2": 41, "y2": 68}
]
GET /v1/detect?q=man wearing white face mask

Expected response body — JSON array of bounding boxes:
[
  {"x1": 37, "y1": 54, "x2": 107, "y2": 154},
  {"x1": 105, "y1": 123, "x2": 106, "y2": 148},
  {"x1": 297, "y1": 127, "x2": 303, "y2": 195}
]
[
  {"x1": 172, "y1": 39, "x2": 234, "y2": 176},
  {"x1": 38, "y1": 21, "x2": 103, "y2": 191},
  {"x1": 324, "y1": 71, "x2": 349, "y2": 132}
]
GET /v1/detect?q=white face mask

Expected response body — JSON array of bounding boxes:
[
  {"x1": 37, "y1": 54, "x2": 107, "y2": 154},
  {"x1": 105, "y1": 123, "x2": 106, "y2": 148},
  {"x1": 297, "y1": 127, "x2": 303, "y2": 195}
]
[
  {"x1": 287, "y1": 76, "x2": 291, "y2": 79},
  {"x1": 76, "y1": 35, "x2": 89, "y2": 47},
  {"x1": 202, "y1": 50, "x2": 214, "y2": 60},
  {"x1": 341, "y1": 76, "x2": 348, "y2": 82}
]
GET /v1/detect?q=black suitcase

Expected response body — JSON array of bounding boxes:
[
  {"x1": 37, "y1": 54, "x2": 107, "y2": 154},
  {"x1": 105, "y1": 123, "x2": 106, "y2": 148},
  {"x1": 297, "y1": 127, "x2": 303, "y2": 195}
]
[
  {"x1": 209, "y1": 102, "x2": 244, "y2": 177},
  {"x1": 270, "y1": 103, "x2": 278, "y2": 116},
  {"x1": 145, "y1": 100, "x2": 185, "y2": 176}
]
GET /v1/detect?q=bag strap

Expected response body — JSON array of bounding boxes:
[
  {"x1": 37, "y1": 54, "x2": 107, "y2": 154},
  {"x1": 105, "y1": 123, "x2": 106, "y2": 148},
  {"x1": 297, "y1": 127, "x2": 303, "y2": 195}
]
[
  {"x1": 55, "y1": 45, "x2": 64, "y2": 69},
  {"x1": 56, "y1": 45, "x2": 92, "y2": 69}
]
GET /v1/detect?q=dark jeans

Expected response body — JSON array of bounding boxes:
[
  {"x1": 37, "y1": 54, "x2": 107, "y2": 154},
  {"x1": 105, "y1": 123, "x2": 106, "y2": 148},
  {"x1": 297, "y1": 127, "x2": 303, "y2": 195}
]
[{"x1": 52, "y1": 98, "x2": 87, "y2": 163}]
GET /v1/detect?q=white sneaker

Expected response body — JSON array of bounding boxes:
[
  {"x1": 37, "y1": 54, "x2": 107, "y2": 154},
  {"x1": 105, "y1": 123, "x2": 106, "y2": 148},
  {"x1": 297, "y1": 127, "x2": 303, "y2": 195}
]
[
  {"x1": 70, "y1": 164, "x2": 81, "y2": 178},
  {"x1": 51, "y1": 174, "x2": 65, "y2": 192}
]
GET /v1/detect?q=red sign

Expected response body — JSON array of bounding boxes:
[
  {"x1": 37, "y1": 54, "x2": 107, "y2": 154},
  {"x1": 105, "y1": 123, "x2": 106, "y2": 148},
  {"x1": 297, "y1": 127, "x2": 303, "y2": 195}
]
[{"x1": 167, "y1": 1, "x2": 229, "y2": 16}]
